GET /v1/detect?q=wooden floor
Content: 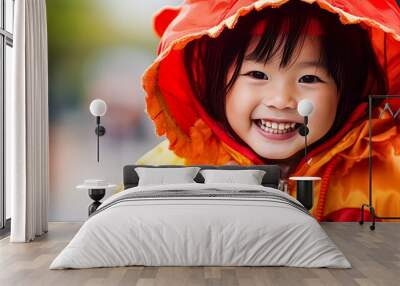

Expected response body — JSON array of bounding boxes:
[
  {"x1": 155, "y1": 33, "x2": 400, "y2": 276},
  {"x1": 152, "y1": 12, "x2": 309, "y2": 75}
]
[{"x1": 0, "y1": 222, "x2": 399, "y2": 286}]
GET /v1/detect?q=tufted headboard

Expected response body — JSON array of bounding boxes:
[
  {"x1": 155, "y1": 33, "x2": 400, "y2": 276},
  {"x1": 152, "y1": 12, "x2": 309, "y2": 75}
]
[{"x1": 123, "y1": 165, "x2": 281, "y2": 190}]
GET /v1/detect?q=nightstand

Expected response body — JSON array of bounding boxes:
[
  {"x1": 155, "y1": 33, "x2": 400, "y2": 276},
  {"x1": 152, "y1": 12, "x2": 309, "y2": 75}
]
[
  {"x1": 76, "y1": 180, "x2": 117, "y2": 216},
  {"x1": 289, "y1": 176, "x2": 321, "y2": 210}
]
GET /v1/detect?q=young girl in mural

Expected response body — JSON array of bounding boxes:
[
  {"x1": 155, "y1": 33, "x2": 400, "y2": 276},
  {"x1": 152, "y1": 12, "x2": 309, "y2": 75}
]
[{"x1": 138, "y1": 0, "x2": 400, "y2": 221}]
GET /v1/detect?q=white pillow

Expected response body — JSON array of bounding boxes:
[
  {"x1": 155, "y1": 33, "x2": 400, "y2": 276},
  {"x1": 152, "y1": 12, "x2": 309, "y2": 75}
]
[
  {"x1": 200, "y1": 169, "x2": 266, "y2": 185},
  {"x1": 135, "y1": 167, "x2": 200, "y2": 186}
]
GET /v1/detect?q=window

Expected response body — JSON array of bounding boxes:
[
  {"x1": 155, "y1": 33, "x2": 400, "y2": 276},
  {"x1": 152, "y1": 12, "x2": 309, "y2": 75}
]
[{"x1": 0, "y1": 0, "x2": 14, "y2": 234}]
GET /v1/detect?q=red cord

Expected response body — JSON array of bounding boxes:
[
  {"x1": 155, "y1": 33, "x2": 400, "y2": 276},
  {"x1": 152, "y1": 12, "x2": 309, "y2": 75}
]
[{"x1": 315, "y1": 155, "x2": 342, "y2": 221}]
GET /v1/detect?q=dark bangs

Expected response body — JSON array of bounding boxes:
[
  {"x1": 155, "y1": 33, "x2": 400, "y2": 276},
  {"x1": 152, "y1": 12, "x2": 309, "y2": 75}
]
[
  {"x1": 244, "y1": 4, "x2": 317, "y2": 69},
  {"x1": 184, "y1": 1, "x2": 387, "y2": 148}
]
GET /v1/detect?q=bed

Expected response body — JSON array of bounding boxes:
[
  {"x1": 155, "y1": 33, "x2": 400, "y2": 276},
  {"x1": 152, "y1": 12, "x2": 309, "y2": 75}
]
[{"x1": 50, "y1": 165, "x2": 350, "y2": 269}]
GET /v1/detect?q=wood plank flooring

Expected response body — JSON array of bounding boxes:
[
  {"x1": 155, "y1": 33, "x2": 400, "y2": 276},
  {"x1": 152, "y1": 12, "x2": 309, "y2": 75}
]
[{"x1": 0, "y1": 222, "x2": 399, "y2": 286}]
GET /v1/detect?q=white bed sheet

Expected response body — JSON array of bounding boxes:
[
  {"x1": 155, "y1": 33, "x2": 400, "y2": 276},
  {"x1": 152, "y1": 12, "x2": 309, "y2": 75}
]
[{"x1": 50, "y1": 183, "x2": 351, "y2": 269}]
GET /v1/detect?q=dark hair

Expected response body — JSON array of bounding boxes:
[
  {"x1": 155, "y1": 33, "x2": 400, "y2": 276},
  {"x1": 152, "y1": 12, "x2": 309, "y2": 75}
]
[{"x1": 184, "y1": 0, "x2": 387, "y2": 153}]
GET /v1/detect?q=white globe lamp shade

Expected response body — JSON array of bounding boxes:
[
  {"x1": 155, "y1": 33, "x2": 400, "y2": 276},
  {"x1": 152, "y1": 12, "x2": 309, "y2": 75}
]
[
  {"x1": 297, "y1": 99, "x2": 314, "y2": 117},
  {"x1": 90, "y1": 99, "x2": 107, "y2": 117}
]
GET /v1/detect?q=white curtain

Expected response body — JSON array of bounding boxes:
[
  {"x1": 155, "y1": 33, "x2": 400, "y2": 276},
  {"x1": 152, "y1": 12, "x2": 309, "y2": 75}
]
[{"x1": 8, "y1": 0, "x2": 49, "y2": 242}]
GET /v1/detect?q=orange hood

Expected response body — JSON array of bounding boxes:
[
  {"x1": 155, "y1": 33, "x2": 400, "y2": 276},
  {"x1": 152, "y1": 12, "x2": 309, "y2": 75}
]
[{"x1": 142, "y1": 0, "x2": 400, "y2": 167}]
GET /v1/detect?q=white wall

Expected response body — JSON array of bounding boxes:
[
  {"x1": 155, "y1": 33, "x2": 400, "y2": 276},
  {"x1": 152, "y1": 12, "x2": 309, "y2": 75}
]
[
  {"x1": 49, "y1": 111, "x2": 162, "y2": 222},
  {"x1": 48, "y1": 0, "x2": 178, "y2": 221}
]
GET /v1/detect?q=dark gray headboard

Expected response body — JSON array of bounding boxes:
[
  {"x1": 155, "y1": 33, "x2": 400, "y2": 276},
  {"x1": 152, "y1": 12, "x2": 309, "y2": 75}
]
[{"x1": 123, "y1": 165, "x2": 281, "y2": 190}]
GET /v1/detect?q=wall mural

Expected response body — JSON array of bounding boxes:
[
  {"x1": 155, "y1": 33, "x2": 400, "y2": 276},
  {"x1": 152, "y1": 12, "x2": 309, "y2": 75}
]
[
  {"x1": 138, "y1": 0, "x2": 400, "y2": 222},
  {"x1": 48, "y1": 0, "x2": 400, "y2": 222}
]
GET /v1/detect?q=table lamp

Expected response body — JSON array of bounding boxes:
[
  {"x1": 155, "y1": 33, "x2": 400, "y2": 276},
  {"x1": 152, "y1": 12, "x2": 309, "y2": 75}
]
[
  {"x1": 89, "y1": 99, "x2": 107, "y2": 162},
  {"x1": 297, "y1": 99, "x2": 314, "y2": 162},
  {"x1": 291, "y1": 99, "x2": 319, "y2": 211}
]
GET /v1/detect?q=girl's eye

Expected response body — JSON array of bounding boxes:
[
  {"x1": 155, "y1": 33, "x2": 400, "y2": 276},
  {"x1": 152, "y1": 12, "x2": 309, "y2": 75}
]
[
  {"x1": 245, "y1": 71, "x2": 268, "y2": 80},
  {"x1": 299, "y1": 75, "x2": 323, "y2": 83}
]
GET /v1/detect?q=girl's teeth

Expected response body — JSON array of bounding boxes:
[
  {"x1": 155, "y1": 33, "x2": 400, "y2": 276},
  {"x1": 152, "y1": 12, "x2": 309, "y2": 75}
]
[{"x1": 257, "y1": 119, "x2": 298, "y2": 134}]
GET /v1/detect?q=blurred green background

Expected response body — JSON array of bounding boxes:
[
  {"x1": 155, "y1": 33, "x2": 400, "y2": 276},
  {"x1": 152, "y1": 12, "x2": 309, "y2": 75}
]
[{"x1": 47, "y1": 0, "x2": 180, "y2": 221}]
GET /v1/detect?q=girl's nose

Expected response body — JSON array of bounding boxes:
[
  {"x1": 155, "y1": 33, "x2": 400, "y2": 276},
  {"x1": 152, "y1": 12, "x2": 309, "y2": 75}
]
[{"x1": 262, "y1": 84, "x2": 298, "y2": 110}]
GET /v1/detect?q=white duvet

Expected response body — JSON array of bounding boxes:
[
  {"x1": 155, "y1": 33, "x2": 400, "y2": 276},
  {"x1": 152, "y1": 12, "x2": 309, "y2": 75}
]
[{"x1": 50, "y1": 183, "x2": 351, "y2": 269}]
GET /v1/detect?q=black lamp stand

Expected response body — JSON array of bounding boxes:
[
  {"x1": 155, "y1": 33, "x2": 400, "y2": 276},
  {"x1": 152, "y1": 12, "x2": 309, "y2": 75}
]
[
  {"x1": 95, "y1": 116, "x2": 106, "y2": 162},
  {"x1": 298, "y1": 116, "x2": 309, "y2": 161},
  {"x1": 293, "y1": 116, "x2": 314, "y2": 210}
]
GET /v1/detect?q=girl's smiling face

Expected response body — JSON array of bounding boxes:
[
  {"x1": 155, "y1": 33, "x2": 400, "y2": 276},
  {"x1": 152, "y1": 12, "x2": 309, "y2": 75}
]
[{"x1": 225, "y1": 35, "x2": 339, "y2": 159}]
